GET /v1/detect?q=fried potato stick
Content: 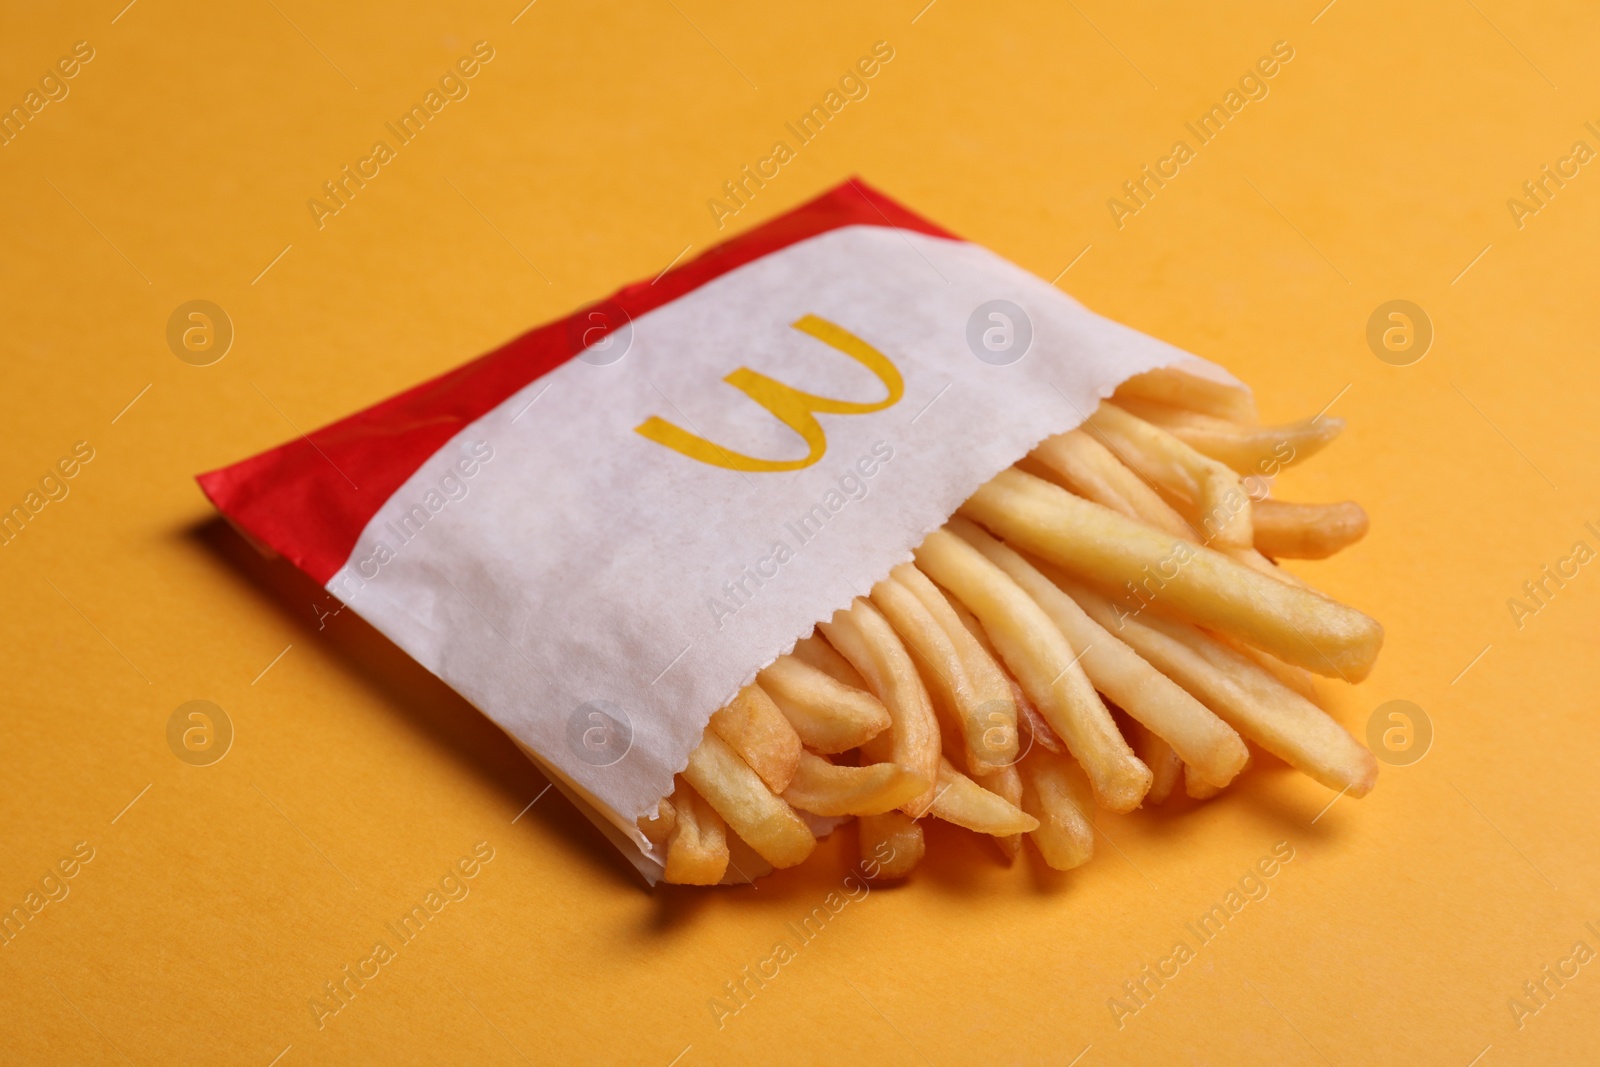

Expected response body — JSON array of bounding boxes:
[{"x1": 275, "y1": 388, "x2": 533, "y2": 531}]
[
  {"x1": 950, "y1": 518, "x2": 1248, "y2": 789},
  {"x1": 660, "y1": 779, "x2": 730, "y2": 884},
  {"x1": 1220, "y1": 636, "x2": 1323, "y2": 702},
  {"x1": 1184, "y1": 762, "x2": 1224, "y2": 800},
  {"x1": 976, "y1": 762, "x2": 1025, "y2": 860},
  {"x1": 872, "y1": 567, "x2": 1019, "y2": 773},
  {"x1": 757, "y1": 655, "x2": 891, "y2": 754},
  {"x1": 1131, "y1": 724, "x2": 1184, "y2": 805},
  {"x1": 1028, "y1": 429, "x2": 1193, "y2": 539},
  {"x1": 1225, "y1": 544, "x2": 1305, "y2": 585},
  {"x1": 960, "y1": 468, "x2": 1384, "y2": 681},
  {"x1": 781, "y1": 751, "x2": 929, "y2": 817},
  {"x1": 895, "y1": 564, "x2": 1024, "y2": 772},
  {"x1": 709, "y1": 684, "x2": 802, "y2": 794},
  {"x1": 1087, "y1": 403, "x2": 1253, "y2": 549},
  {"x1": 913, "y1": 527, "x2": 1151, "y2": 812},
  {"x1": 789, "y1": 631, "x2": 869, "y2": 689},
  {"x1": 1019, "y1": 749, "x2": 1095, "y2": 870},
  {"x1": 819, "y1": 599, "x2": 943, "y2": 817},
  {"x1": 929, "y1": 757, "x2": 1039, "y2": 836},
  {"x1": 1115, "y1": 398, "x2": 1343, "y2": 475},
  {"x1": 638, "y1": 796, "x2": 676, "y2": 851},
  {"x1": 858, "y1": 811, "x2": 925, "y2": 880},
  {"x1": 945, "y1": 595, "x2": 1061, "y2": 755},
  {"x1": 1060, "y1": 578, "x2": 1378, "y2": 796},
  {"x1": 1113, "y1": 364, "x2": 1258, "y2": 423},
  {"x1": 723, "y1": 830, "x2": 775, "y2": 884},
  {"x1": 1252, "y1": 498, "x2": 1371, "y2": 560},
  {"x1": 683, "y1": 733, "x2": 816, "y2": 868}
]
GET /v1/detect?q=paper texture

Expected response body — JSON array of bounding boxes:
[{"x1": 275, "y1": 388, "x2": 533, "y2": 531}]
[{"x1": 320, "y1": 224, "x2": 1228, "y2": 878}]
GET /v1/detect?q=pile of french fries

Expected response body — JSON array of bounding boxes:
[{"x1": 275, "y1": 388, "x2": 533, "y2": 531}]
[{"x1": 641, "y1": 367, "x2": 1382, "y2": 884}]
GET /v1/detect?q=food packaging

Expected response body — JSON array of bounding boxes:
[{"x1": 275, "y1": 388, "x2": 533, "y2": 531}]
[{"x1": 198, "y1": 179, "x2": 1240, "y2": 883}]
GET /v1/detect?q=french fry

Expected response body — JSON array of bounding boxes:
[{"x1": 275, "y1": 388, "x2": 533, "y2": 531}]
[
  {"x1": 944, "y1": 594, "x2": 993, "y2": 656},
  {"x1": 946, "y1": 595, "x2": 1060, "y2": 755},
  {"x1": 858, "y1": 810, "x2": 925, "y2": 880},
  {"x1": 1226, "y1": 544, "x2": 1305, "y2": 585},
  {"x1": 1028, "y1": 429, "x2": 1193, "y2": 539},
  {"x1": 789, "y1": 631, "x2": 869, "y2": 689},
  {"x1": 1252, "y1": 499, "x2": 1370, "y2": 560},
  {"x1": 646, "y1": 356, "x2": 1383, "y2": 887},
  {"x1": 819, "y1": 599, "x2": 942, "y2": 817},
  {"x1": 929, "y1": 757, "x2": 1039, "y2": 835},
  {"x1": 1018, "y1": 749, "x2": 1095, "y2": 871},
  {"x1": 781, "y1": 751, "x2": 930, "y2": 816},
  {"x1": 1215, "y1": 632, "x2": 1324, "y2": 702},
  {"x1": 960, "y1": 467, "x2": 1384, "y2": 681},
  {"x1": 1087, "y1": 402, "x2": 1253, "y2": 549},
  {"x1": 1112, "y1": 364, "x2": 1258, "y2": 423},
  {"x1": 1219, "y1": 559, "x2": 1359, "y2": 671},
  {"x1": 1184, "y1": 762, "x2": 1223, "y2": 800},
  {"x1": 899, "y1": 566, "x2": 1026, "y2": 774},
  {"x1": 893, "y1": 566, "x2": 1023, "y2": 743},
  {"x1": 913, "y1": 527, "x2": 1151, "y2": 812},
  {"x1": 661, "y1": 779, "x2": 730, "y2": 885},
  {"x1": 950, "y1": 518, "x2": 1248, "y2": 789},
  {"x1": 757, "y1": 655, "x2": 892, "y2": 754},
  {"x1": 682, "y1": 733, "x2": 817, "y2": 868},
  {"x1": 1131, "y1": 724, "x2": 1184, "y2": 805},
  {"x1": 1188, "y1": 747, "x2": 1251, "y2": 801},
  {"x1": 709, "y1": 684, "x2": 802, "y2": 794},
  {"x1": 638, "y1": 796, "x2": 677, "y2": 850},
  {"x1": 1017, "y1": 696, "x2": 1065, "y2": 754},
  {"x1": 872, "y1": 566, "x2": 1019, "y2": 773},
  {"x1": 1114, "y1": 398, "x2": 1343, "y2": 475},
  {"x1": 1060, "y1": 578, "x2": 1378, "y2": 796},
  {"x1": 723, "y1": 830, "x2": 775, "y2": 884},
  {"x1": 976, "y1": 763, "x2": 1025, "y2": 859},
  {"x1": 869, "y1": 575, "x2": 970, "y2": 753}
]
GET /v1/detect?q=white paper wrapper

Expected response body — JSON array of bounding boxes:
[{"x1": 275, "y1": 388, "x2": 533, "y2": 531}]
[{"x1": 200, "y1": 182, "x2": 1236, "y2": 884}]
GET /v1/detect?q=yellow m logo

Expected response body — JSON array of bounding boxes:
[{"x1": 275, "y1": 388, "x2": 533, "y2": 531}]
[{"x1": 635, "y1": 314, "x2": 903, "y2": 472}]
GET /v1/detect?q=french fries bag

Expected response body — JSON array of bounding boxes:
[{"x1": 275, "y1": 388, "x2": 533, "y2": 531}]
[{"x1": 198, "y1": 180, "x2": 1240, "y2": 883}]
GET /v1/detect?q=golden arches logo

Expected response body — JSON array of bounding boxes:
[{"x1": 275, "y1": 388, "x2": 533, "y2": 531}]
[{"x1": 634, "y1": 315, "x2": 903, "y2": 472}]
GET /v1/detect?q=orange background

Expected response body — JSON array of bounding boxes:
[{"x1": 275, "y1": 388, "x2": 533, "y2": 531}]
[{"x1": 3, "y1": 1, "x2": 1598, "y2": 1063}]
